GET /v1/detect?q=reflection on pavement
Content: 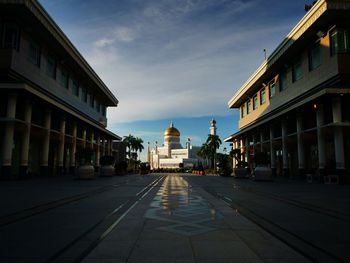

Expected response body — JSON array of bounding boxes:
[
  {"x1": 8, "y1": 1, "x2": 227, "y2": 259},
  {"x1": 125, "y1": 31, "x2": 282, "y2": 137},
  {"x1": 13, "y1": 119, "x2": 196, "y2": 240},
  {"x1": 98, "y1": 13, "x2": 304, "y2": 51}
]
[{"x1": 144, "y1": 174, "x2": 223, "y2": 236}]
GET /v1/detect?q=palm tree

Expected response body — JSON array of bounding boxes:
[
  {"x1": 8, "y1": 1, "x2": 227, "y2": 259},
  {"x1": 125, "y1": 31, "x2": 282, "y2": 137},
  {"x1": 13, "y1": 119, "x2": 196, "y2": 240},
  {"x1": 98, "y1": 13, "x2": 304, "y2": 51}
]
[
  {"x1": 123, "y1": 134, "x2": 136, "y2": 163},
  {"x1": 198, "y1": 143, "x2": 210, "y2": 168},
  {"x1": 206, "y1": 134, "x2": 222, "y2": 169},
  {"x1": 133, "y1": 137, "x2": 144, "y2": 161}
]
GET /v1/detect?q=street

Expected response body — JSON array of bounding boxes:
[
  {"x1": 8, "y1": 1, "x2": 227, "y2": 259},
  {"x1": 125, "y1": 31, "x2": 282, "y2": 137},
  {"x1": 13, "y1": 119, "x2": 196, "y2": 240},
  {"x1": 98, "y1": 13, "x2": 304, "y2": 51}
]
[{"x1": 0, "y1": 174, "x2": 349, "y2": 262}]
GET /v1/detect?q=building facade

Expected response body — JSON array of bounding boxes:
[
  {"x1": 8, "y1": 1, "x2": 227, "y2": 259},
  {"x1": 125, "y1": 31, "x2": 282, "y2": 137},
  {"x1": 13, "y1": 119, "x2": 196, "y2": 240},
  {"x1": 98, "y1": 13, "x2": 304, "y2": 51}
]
[
  {"x1": 225, "y1": 0, "x2": 350, "y2": 182},
  {"x1": 0, "y1": 0, "x2": 121, "y2": 177},
  {"x1": 148, "y1": 122, "x2": 204, "y2": 170}
]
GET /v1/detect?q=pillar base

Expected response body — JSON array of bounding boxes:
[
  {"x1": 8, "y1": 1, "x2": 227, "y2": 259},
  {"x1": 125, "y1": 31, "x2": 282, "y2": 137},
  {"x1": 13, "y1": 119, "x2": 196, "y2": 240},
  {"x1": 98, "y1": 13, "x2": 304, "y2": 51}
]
[
  {"x1": 19, "y1": 166, "x2": 30, "y2": 178},
  {"x1": 271, "y1": 168, "x2": 277, "y2": 177},
  {"x1": 56, "y1": 166, "x2": 64, "y2": 175},
  {"x1": 335, "y1": 169, "x2": 347, "y2": 184},
  {"x1": 297, "y1": 168, "x2": 306, "y2": 179},
  {"x1": 318, "y1": 169, "x2": 326, "y2": 183},
  {"x1": 1, "y1": 166, "x2": 12, "y2": 179},
  {"x1": 40, "y1": 166, "x2": 49, "y2": 177},
  {"x1": 283, "y1": 168, "x2": 289, "y2": 178},
  {"x1": 69, "y1": 166, "x2": 76, "y2": 175}
]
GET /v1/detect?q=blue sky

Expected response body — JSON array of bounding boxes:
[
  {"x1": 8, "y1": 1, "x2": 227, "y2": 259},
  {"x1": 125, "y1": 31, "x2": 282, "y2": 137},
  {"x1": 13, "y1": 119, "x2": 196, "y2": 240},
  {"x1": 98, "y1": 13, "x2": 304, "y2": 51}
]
[{"x1": 39, "y1": 0, "x2": 308, "y2": 160}]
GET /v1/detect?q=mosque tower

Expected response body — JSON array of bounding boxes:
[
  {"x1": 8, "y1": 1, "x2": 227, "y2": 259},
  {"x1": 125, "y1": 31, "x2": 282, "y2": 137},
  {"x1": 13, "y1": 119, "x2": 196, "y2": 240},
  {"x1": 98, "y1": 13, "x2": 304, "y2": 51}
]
[{"x1": 210, "y1": 118, "x2": 217, "y2": 135}]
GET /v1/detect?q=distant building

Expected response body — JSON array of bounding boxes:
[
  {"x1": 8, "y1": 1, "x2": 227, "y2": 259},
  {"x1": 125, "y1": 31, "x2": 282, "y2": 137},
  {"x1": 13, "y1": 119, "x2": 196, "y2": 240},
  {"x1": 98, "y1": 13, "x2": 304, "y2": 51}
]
[
  {"x1": 225, "y1": 0, "x2": 350, "y2": 182},
  {"x1": 148, "y1": 122, "x2": 207, "y2": 169},
  {"x1": 0, "y1": 0, "x2": 121, "y2": 177}
]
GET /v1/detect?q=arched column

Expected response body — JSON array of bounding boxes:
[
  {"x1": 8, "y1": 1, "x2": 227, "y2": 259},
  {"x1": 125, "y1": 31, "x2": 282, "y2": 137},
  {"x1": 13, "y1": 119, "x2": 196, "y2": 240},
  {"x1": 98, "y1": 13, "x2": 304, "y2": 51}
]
[
  {"x1": 96, "y1": 134, "x2": 101, "y2": 169},
  {"x1": 332, "y1": 97, "x2": 345, "y2": 172},
  {"x1": 269, "y1": 125, "x2": 276, "y2": 176},
  {"x1": 20, "y1": 100, "x2": 32, "y2": 177},
  {"x1": 2, "y1": 94, "x2": 17, "y2": 178},
  {"x1": 40, "y1": 109, "x2": 51, "y2": 176},
  {"x1": 282, "y1": 119, "x2": 289, "y2": 177},
  {"x1": 70, "y1": 122, "x2": 77, "y2": 173},
  {"x1": 57, "y1": 118, "x2": 66, "y2": 174},
  {"x1": 296, "y1": 113, "x2": 305, "y2": 177},
  {"x1": 316, "y1": 104, "x2": 326, "y2": 180}
]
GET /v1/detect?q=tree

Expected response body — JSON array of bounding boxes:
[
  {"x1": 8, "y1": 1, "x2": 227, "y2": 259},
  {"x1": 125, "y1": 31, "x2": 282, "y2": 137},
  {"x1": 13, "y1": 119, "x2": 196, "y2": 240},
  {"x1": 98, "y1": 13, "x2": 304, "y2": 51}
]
[
  {"x1": 206, "y1": 134, "x2": 222, "y2": 169},
  {"x1": 134, "y1": 137, "x2": 144, "y2": 161},
  {"x1": 198, "y1": 143, "x2": 210, "y2": 168},
  {"x1": 123, "y1": 134, "x2": 136, "y2": 164}
]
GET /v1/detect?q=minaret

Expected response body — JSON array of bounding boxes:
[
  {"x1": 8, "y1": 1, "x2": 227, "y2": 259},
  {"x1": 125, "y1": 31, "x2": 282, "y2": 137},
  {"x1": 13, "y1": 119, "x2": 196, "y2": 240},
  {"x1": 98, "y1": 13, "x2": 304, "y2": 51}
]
[
  {"x1": 210, "y1": 118, "x2": 217, "y2": 135},
  {"x1": 186, "y1": 138, "x2": 191, "y2": 158},
  {"x1": 146, "y1": 142, "x2": 150, "y2": 164}
]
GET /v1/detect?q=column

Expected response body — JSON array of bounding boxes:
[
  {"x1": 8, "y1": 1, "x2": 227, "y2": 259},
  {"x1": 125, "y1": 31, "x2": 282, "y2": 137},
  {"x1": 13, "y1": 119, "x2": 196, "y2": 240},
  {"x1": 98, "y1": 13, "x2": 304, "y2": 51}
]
[
  {"x1": 316, "y1": 104, "x2": 326, "y2": 179},
  {"x1": 282, "y1": 119, "x2": 289, "y2": 177},
  {"x1": 101, "y1": 137, "x2": 106, "y2": 156},
  {"x1": 269, "y1": 125, "x2": 276, "y2": 176},
  {"x1": 1, "y1": 94, "x2": 17, "y2": 178},
  {"x1": 107, "y1": 139, "x2": 112, "y2": 155},
  {"x1": 232, "y1": 141, "x2": 236, "y2": 169},
  {"x1": 245, "y1": 135, "x2": 249, "y2": 165},
  {"x1": 260, "y1": 130, "x2": 264, "y2": 152},
  {"x1": 82, "y1": 128, "x2": 87, "y2": 149},
  {"x1": 40, "y1": 110, "x2": 51, "y2": 176},
  {"x1": 252, "y1": 134, "x2": 256, "y2": 157},
  {"x1": 240, "y1": 138, "x2": 244, "y2": 162},
  {"x1": 70, "y1": 122, "x2": 77, "y2": 172},
  {"x1": 57, "y1": 118, "x2": 66, "y2": 174},
  {"x1": 296, "y1": 113, "x2": 305, "y2": 177},
  {"x1": 20, "y1": 100, "x2": 32, "y2": 177},
  {"x1": 90, "y1": 131, "x2": 94, "y2": 150},
  {"x1": 332, "y1": 98, "x2": 345, "y2": 172},
  {"x1": 96, "y1": 134, "x2": 101, "y2": 169}
]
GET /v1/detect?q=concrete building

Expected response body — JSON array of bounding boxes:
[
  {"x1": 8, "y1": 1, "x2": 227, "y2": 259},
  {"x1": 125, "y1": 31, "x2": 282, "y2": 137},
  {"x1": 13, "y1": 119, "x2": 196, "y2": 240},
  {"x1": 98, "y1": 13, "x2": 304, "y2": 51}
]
[
  {"x1": 148, "y1": 122, "x2": 205, "y2": 170},
  {"x1": 225, "y1": 0, "x2": 350, "y2": 182},
  {"x1": 0, "y1": 0, "x2": 121, "y2": 178}
]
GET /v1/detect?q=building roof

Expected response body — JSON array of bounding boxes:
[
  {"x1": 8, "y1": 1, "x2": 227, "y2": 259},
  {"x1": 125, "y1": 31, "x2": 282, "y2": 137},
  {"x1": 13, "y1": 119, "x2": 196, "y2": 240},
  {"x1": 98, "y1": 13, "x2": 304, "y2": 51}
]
[
  {"x1": 227, "y1": 0, "x2": 348, "y2": 108},
  {"x1": 1, "y1": 0, "x2": 119, "y2": 106}
]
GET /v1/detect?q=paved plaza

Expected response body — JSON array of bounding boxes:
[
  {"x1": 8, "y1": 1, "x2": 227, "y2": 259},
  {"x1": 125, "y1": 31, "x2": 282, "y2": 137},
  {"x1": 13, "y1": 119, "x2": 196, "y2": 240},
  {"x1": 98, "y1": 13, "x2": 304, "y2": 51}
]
[{"x1": 0, "y1": 174, "x2": 349, "y2": 262}]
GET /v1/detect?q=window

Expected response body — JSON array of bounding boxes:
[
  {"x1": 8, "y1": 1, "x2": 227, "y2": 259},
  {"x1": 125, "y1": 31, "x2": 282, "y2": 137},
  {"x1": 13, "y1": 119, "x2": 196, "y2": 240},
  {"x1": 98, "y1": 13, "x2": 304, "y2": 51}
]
[
  {"x1": 90, "y1": 93, "x2": 94, "y2": 108},
  {"x1": 241, "y1": 105, "x2": 245, "y2": 118},
  {"x1": 59, "y1": 70, "x2": 69, "y2": 89},
  {"x1": 292, "y1": 59, "x2": 302, "y2": 82},
  {"x1": 269, "y1": 81, "x2": 276, "y2": 98},
  {"x1": 72, "y1": 80, "x2": 79, "y2": 97},
  {"x1": 253, "y1": 95, "x2": 258, "y2": 110},
  {"x1": 81, "y1": 87, "x2": 88, "y2": 102},
  {"x1": 260, "y1": 88, "x2": 266, "y2": 104},
  {"x1": 309, "y1": 41, "x2": 321, "y2": 71},
  {"x1": 102, "y1": 105, "x2": 106, "y2": 116},
  {"x1": 28, "y1": 40, "x2": 40, "y2": 66},
  {"x1": 331, "y1": 29, "x2": 349, "y2": 55},
  {"x1": 46, "y1": 56, "x2": 56, "y2": 79},
  {"x1": 2, "y1": 23, "x2": 20, "y2": 50},
  {"x1": 247, "y1": 100, "x2": 251, "y2": 114},
  {"x1": 279, "y1": 71, "x2": 288, "y2": 91}
]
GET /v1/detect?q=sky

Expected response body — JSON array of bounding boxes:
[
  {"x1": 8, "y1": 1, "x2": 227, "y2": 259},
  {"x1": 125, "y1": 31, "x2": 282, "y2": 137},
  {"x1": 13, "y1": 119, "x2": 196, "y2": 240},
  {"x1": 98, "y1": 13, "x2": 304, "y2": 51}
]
[{"x1": 39, "y1": 0, "x2": 309, "y2": 160}]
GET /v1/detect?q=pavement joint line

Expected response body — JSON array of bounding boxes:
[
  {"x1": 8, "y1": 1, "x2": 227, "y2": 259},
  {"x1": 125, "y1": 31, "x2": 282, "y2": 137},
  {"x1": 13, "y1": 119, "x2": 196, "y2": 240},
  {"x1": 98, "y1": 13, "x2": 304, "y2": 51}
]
[
  {"x1": 74, "y1": 175, "x2": 166, "y2": 262},
  {"x1": 236, "y1": 185, "x2": 350, "y2": 222},
  {"x1": 0, "y1": 180, "x2": 134, "y2": 228},
  {"x1": 210, "y1": 190, "x2": 344, "y2": 263}
]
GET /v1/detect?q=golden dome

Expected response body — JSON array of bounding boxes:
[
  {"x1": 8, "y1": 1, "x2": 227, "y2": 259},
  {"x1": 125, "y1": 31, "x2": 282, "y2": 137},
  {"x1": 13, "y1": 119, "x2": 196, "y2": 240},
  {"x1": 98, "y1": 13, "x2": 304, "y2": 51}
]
[{"x1": 164, "y1": 122, "x2": 180, "y2": 137}]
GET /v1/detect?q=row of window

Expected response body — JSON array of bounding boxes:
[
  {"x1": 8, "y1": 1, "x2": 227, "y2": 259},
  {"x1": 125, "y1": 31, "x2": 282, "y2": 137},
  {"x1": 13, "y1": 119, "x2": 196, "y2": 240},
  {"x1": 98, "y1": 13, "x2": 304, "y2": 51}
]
[
  {"x1": 240, "y1": 28, "x2": 349, "y2": 119},
  {"x1": 27, "y1": 39, "x2": 107, "y2": 117},
  {"x1": 0, "y1": 22, "x2": 107, "y2": 117}
]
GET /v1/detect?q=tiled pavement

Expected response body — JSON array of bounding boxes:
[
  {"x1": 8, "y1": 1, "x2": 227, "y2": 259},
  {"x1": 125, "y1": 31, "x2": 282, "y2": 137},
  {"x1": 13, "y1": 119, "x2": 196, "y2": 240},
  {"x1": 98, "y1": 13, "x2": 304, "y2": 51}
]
[{"x1": 83, "y1": 175, "x2": 309, "y2": 263}]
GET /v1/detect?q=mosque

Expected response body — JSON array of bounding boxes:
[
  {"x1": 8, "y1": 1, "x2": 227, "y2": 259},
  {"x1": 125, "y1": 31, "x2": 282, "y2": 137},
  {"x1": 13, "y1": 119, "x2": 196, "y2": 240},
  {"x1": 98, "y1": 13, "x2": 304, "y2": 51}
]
[{"x1": 147, "y1": 120, "x2": 216, "y2": 170}]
